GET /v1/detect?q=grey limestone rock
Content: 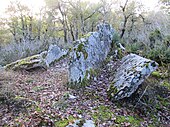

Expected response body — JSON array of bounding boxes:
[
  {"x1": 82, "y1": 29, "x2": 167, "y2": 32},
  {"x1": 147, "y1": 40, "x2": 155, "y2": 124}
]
[
  {"x1": 0, "y1": 65, "x2": 4, "y2": 71},
  {"x1": 4, "y1": 44, "x2": 68, "y2": 71},
  {"x1": 69, "y1": 23, "x2": 115, "y2": 84},
  {"x1": 45, "y1": 44, "x2": 68, "y2": 67},
  {"x1": 107, "y1": 53, "x2": 158, "y2": 100},
  {"x1": 5, "y1": 51, "x2": 47, "y2": 71}
]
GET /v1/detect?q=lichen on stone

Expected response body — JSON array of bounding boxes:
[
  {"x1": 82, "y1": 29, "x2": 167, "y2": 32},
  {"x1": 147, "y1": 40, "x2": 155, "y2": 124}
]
[
  {"x1": 5, "y1": 52, "x2": 47, "y2": 70},
  {"x1": 107, "y1": 53, "x2": 158, "y2": 100},
  {"x1": 81, "y1": 32, "x2": 92, "y2": 38},
  {"x1": 68, "y1": 23, "x2": 115, "y2": 85}
]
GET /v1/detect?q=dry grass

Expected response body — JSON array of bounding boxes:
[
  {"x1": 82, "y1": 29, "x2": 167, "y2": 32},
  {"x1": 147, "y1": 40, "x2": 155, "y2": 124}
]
[{"x1": 0, "y1": 39, "x2": 50, "y2": 66}]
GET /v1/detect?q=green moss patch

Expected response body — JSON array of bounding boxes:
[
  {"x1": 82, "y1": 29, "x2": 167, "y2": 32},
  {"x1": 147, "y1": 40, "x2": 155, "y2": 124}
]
[
  {"x1": 76, "y1": 43, "x2": 88, "y2": 60},
  {"x1": 81, "y1": 33, "x2": 91, "y2": 38},
  {"x1": 54, "y1": 115, "x2": 76, "y2": 127},
  {"x1": 151, "y1": 71, "x2": 162, "y2": 78},
  {"x1": 92, "y1": 106, "x2": 113, "y2": 122},
  {"x1": 32, "y1": 86, "x2": 45, "y2": 92},
  {"x1": 115, "y1": 115, "x2": 142, "y2": 126},
  {"x1": 107, "y1": 82, "x2": 118, "y2": 99},
  {"x1": 161, "y1": 81, "x2": 170, "y2": 90},
  {"x1": 55, "y1": 119, "x2": 69, "y2": 127},
  {"x1": 80, "y1": 68, "x2": 99, "y2": 88}
]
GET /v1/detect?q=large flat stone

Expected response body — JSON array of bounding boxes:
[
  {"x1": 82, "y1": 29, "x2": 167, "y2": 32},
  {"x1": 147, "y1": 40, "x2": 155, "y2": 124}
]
[{"x1": 5, "y1": 51, "x2": 47, "y2": 70}]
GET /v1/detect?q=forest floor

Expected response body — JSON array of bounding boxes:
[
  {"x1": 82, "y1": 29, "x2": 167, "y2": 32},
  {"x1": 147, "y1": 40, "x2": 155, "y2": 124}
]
[{"x1": 0, "y1": 58, "x2": 170, "y2": 127}]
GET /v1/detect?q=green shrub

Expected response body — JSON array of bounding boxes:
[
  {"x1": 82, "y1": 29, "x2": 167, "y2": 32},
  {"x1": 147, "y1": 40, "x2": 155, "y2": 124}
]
[
  {"x1": 164, "y1": 35, "x2": 170, "y2": 47},
  {"x1": 146, "y1": 46, "x2": 170, "y2": 64},
  {"x1": 126, "y1": 42, "x2": 146, "y2": 54},
  {"x1": 149, "y1": 29, "x2": 163, "y2": 47},
  {"x1": 126, "y1": 30, "x2": 170, "y2": 64}
]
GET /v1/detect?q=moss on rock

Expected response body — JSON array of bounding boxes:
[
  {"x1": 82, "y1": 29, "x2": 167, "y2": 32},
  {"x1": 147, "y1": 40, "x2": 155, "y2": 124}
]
[
  {"x1": 76, "y1": 43, "x2": 88, "y2": 60},
  {"x1": 82, "y1": 33, "x2": 92, "y2": 38},
  {"x1": 92, "y1": 106, "x2": 113, "y2": 122},
  {"x1": 5, "y1": 53, "x2": 47, "y2": 70}
]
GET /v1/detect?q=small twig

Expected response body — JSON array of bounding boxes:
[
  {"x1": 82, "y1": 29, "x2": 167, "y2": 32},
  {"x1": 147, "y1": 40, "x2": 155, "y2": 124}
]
[
  {"x1": 133, "y1": 84, "x2": 149, "y2": 110},
  {"x1": 165, "y1": 95, "x2": 170, "y2": 99},
  {"x1": 138, "y1": 100, "x2": 152, "y2": 110}
]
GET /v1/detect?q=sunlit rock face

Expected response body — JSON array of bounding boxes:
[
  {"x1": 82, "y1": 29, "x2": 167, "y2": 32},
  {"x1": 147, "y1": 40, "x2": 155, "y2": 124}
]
[
  {"x1": 69, "y1": 23, "x2": 115, "y2": 84},
  {"x1": 107, "y1": 53, "x2": 158, "y2": 100},
  {"x1": 5, "y1": 51, "x2": 47, "y2": 71},
  {"x1": 45, "y1": 44, "x2": 68, "y2": 67}
]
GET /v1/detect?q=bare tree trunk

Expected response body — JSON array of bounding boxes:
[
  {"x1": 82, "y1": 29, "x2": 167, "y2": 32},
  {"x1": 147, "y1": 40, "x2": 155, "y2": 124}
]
[
  {"x1": 75, "y1": 20, "x2": 79, "y2": 40},
  {"x1": 37, "y1": 20, "x2": 41, "y2": 40},
  {"x1": 20, "y1": 14, "x2": 25, "y2": 39},
  {"x1": 70, "y1": 23, "x2": 75, "y2": 41},
  {"x1": 91, "y1": 21, "x2": 95, "y2": 32},
  {"x1": 29, "y1": 16, "x2": 33, "y2": 40},
  {"x1": 120, "y1": 16, "x2": 128, "y2": 38},
  {"x1": 58, "y1": 3, "x2": 68, "y2": 43},
  {"x1": 10, "y1": 26, "x2": 17, "y2": 43},
  {"x1": 120, "y1": 0, "x2": 129, "y2": 39}
]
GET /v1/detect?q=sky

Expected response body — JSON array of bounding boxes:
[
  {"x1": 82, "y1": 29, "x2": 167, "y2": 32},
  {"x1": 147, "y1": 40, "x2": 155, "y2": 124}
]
[
  {"x1": 0, "y1": 0, "x2": 159, "y2": 17},
  {"x1": 140, "y1": 0, "x2": 159, "y2": 10},
  {"x1": 0, "y1": 0, "x2": 45, "y2": 17}
]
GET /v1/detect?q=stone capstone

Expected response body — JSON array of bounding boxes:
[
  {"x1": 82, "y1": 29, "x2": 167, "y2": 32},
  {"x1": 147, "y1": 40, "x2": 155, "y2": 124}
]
[
  {"x1": 4, "y1": 44, "x2": 68, "y2": 71},
  {"x1": 107, "y1": 53, "x2": 158, "y2": 100},
  {"x1": 5, "y1": 51, "x2": 47, "y2": 70},
  {"x1": 69, "y1": 23, "x2": 114, "y2": 84}
]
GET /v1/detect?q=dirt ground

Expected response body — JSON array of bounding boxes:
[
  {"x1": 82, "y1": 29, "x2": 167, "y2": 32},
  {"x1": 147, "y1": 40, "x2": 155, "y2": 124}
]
[{"x1": 0, "y1": 58, "x2": 169, "y2": 127}]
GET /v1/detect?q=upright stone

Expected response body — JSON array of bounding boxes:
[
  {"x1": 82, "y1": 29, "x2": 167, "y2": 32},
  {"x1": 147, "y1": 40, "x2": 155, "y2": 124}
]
[
  {"x1": 69, "y1": 23, "x2": 114, "y2": 84},
  {"x1": 107, "y1": 53, "x2": 158, "y2": 100},
  {"x1": 45, "y1": 45, "x2": 68, "y2": 67}
]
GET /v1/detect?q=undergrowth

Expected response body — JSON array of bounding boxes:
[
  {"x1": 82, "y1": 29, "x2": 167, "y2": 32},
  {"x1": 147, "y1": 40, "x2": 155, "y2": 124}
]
[{"x1": 116, "y1": 67, "x2": 170, "y2": 126}]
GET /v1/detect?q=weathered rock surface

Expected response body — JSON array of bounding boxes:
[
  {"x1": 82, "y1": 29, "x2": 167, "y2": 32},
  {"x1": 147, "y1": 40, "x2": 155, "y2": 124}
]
[
  {"x1": 107, "y1": 53, "x2": 158, "y2": 100},
  {"x1": 0, "y1": 65, "x2": 4, "y2": 70},
  {"x1": 4, "y1": 44, "x2": 68, "y2": 70},
  {"x1": 5, "y1": 51, "x2": 47, "y2": 70},
  {"x1": 69, "y1": 23, "x2": 114, "y2": 84},
  {"x1": 45, "y1": 44, "x2": 68, "y2": 67}
]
